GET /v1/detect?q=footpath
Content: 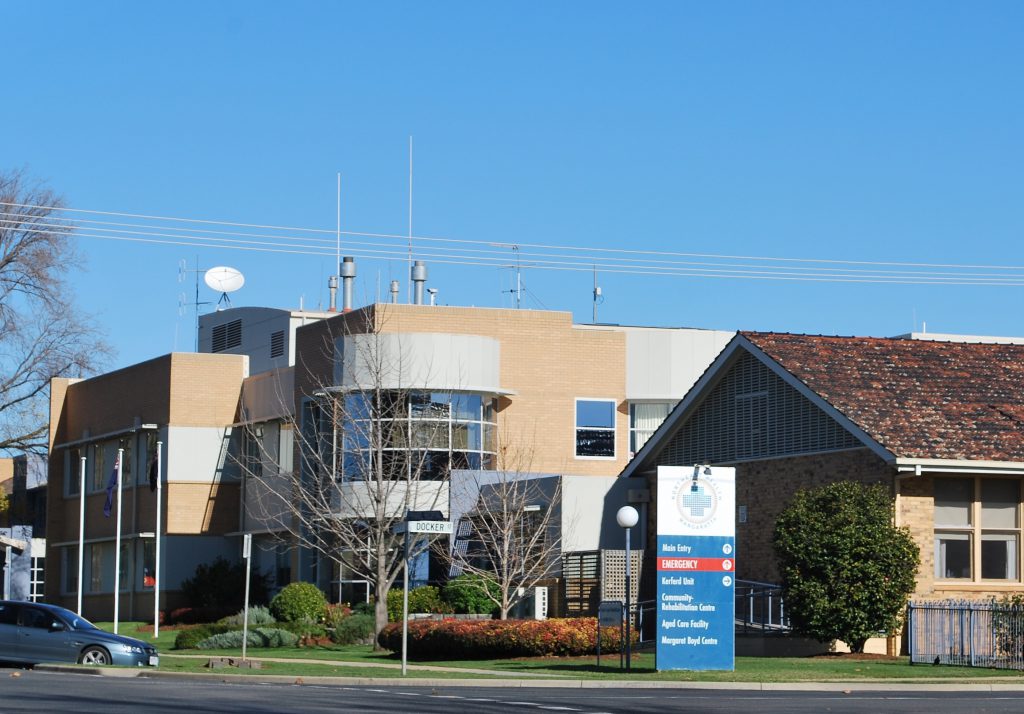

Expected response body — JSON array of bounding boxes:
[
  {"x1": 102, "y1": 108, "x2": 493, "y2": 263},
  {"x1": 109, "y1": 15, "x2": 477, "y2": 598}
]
[{"x1": 35, "y1": 653, "x2": 1024, "y2": 692}]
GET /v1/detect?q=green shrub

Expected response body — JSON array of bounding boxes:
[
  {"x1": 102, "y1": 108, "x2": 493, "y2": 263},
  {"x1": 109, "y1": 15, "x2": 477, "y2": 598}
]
[
  {"x1": 180, "y1": 557, "x2": 269, "y2": 615},
  {"x1": 773, "y1": 481, "x2": 920, "y2": 653},
  {"x1": 270, "y1": 618, "x2": 328, "y2": 639},
  {"x1": 174, "y1": 624, "x2": 232, "y2": 650},
  {"x1": 270, "y1": 582, "x2": 327, "y2": 623},
  {"x1": 196, "y1": 627, "x2": 299, "y2": 649},
  {"x1": 387, "y1": 585, "x2": 447, "y2": 621},
  {"x1": 352, "y1": 600, "x2": 374, "y2": 616},
  {"x1": 219, "y1": 605, "x2": 275, "y2": 627},
  {"x1": 442, "y1": 575, "x2": 500, "y2": 615},
  {"x1": 331, "y1": 613, "x2": 375, "y2": 645},
  {"x1": 323, "y1": 603, "x2": 352, "y2": 631},
  {"x1": 377, "y1": 618, "x2": 634, "y2": 658}
]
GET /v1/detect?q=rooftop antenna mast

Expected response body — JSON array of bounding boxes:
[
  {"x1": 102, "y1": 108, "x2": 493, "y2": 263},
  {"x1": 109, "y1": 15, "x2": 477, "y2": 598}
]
[
  {"x1": 407, "y1": 135, "x2": 413, "y2": 304},
  {"x1": 513, "y1": 245, "x2": 521, "y2": 309},
  {"x1": 491, "y1": 243, "x2": 522, "y2": 308},
  {"x1": 592, "y1": 265, "x2": 603, "y2": 323},
  {"x1": 178, "y1": 256, "x2": 212, "y2": 351}
]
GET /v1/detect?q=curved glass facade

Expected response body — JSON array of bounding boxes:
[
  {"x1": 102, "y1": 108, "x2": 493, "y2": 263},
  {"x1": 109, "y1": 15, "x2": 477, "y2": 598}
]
[{"x1": 341, "y1": 391, "x2": 496, "y2": 481}]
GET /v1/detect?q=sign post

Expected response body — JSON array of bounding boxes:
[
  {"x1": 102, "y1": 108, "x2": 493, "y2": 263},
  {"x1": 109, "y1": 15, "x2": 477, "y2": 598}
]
[
  {"x1": 656, "y1": 465, "x2": 736, "y2": 671},
  {"x1": 241, "y1": 533, "x2": 252, "y2": 663},
  {"x1": 394, "y1": 512, "x2": 453, "y2": 676},
  {"x1": 596, "y1": 600, "x2": 623, "y2": 669}
]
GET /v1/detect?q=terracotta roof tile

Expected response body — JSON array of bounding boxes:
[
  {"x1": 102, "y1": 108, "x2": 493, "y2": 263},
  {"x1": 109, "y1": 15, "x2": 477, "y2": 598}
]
[{"x1": 741, "y1": 332, "x2": 1024, "y2": 461}]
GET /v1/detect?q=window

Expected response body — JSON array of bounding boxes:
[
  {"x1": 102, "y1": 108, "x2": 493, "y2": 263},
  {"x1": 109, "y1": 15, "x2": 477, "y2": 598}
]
[
  {"x1": 338, "y1": 391, "x2": 497, "y2": 481},
  {"x1": 244, "y1": 425, "x2": 265, "y2": 479},
  {"x1": 61, "y1": 547, "x2": 79, "y2": 594},
  {"x1": 66, "y1": 448, "x2": 81, "y2": 497},
  {"x1": 575, "y1": 399, "x2": 616, "y2": 458},
  {"x1": 935, "y1": 477, "x2": 1021, "y2": 582},
  {"x1": 91, "y1": 444, "x2": 107, "y2": 492},
  {"x1": 142, "y1": 540, "x2": 156, "y2": 588},
  {"x1": 139, "y1": 432, "x2": 158, "y2": 487},
  {"x1": 629, "y1": 402, "x2": 671, "y2": 455}
]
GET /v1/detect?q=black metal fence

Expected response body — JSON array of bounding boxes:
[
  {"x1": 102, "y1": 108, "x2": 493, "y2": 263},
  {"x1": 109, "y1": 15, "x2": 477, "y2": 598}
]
[{"x1": 908, "y1": 599, "x2": 1024, "y2": 669}]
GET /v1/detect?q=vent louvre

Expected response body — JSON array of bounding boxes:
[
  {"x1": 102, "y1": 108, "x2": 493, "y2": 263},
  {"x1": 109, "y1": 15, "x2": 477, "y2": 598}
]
[
  {"x1": 661, "y1": 351, "x2": 860, "y2": 464},
  {"x1": 211, "y1": 319, "x2": 242, "y2": 353},
  {"x1": 270, "y1": 330, "x2": 285, "y2": 358}
]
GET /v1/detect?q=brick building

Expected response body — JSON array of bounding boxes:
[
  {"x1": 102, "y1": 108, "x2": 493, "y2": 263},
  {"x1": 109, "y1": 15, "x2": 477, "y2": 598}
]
[
  {"x1": 623, "y1": 331, "x2": 1024, "y2": 603},
  {"x1": 45, "y1": 288, "x2": 732, "y2": 620}
]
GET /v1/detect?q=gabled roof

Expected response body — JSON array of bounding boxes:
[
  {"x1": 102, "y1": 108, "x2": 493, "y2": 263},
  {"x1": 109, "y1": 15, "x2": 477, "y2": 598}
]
[
  {"x1": 622, "y1": 331, "x2": 1024, "y2": 477},
  {"x1": 743, "y1": 332, "x2": 1024, "y2": 462}
]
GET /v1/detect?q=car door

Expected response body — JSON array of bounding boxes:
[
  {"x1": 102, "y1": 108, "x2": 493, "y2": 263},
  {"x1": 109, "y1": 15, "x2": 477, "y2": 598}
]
[
  {"x1": 17, "y1": 606, "x2": 74, "y2": 663},
  {"x1": 0, "y1": 602, "x2": 21, "y2": 662}
]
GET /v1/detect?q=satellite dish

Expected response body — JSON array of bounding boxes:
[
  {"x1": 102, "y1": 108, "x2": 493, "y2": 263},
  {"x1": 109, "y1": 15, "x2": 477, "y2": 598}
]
[{"x1": 204, "y1": 266, "x2": 245, "y2": 293}]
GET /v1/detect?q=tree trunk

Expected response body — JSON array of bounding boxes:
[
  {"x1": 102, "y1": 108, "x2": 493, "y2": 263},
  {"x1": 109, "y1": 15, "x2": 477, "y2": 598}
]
[{"x1": 373, "y1": 588, "x2": 390, "y2": 651}]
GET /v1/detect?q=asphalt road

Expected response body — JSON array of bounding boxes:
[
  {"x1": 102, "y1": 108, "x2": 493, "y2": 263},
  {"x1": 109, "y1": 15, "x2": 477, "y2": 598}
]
[{"x1": 4, "y1": 670, "x2": 1024, "y2": 714}]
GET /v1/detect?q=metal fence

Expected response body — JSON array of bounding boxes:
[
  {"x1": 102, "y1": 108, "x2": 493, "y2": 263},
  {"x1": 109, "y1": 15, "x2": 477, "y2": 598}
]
[
  {"x1": 735, "y1": 579, "x2": 790, "y2": 634},
  {"x1": 908, "y1": 599, "x2": 1024, "y2": 669}
]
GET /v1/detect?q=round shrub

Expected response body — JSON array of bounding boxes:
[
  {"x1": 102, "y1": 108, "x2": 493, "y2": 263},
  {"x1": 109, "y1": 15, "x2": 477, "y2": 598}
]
[
  {"x1": 270, "y1": 582, "x2": 327, "y2": 623},
  {"x1": 331, "y1": 613, "x2": 375, "y2": 645},
  {"x1": 442, "y1": 575, "x2": 500, "y2": 615},
  {"x1": 219, "y1": 605, "x2": 275, "y2": 628},
  {"x1": 387, "y1": 585, "x2": 446, "y2": 621},
  {"x1": 174, "y1": 624, "x2": 231, "y2": 650},
  {"x1": 196, "y1": 627, "x2": 299, "y2": 649}
]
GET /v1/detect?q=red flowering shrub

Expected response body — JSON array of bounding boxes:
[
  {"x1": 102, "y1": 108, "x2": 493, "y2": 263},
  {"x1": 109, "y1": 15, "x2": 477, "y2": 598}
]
[{"x1": 377, "y1": 618, "x2": 636, "y2": 659}]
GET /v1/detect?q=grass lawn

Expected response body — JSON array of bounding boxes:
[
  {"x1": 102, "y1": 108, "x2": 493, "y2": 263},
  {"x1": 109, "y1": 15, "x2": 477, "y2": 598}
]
[{"x1": 99, "y1": 622, "x2": 1024, "y2": 682}]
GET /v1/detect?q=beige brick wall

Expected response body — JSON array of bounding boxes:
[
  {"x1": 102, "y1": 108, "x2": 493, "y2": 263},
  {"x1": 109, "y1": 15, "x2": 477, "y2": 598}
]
[
  {"x1": 294, "y1": 304, "x2": 631, "y2": 476},
  {"x1": 46, "y1": 354, "x2": 248, "y2": 603}
]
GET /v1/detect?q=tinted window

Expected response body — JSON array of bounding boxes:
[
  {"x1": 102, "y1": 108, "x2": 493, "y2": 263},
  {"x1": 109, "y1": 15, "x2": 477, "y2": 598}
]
[
  {"x1": 0, "y1": 603, "x2": 18, "y2": 625},
  {"x1": 20, "y1": 608, "x2": 52, "y2": 629}
]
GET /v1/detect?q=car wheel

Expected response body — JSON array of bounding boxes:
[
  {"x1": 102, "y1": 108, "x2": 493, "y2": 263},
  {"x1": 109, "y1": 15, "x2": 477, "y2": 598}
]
[{"x1": 79, "y1": 646, "x2": 111, "y2": 666}]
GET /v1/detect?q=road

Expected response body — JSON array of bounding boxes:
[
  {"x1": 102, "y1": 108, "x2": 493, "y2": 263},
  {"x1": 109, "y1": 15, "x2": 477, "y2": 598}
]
[{"x1": 3, "y1": 670, "x2": 1024, "y2": 714}]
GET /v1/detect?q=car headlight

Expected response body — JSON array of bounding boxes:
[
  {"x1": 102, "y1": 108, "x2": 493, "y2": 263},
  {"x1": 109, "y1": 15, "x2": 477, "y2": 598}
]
[{"x1": 119, "y1": 644, "x2": 144, "y2": 654}]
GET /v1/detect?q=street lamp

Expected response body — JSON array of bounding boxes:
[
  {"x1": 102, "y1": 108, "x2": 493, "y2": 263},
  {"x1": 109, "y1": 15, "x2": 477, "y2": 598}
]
[{"x1": 616, "y1": 505, "x2": 639, "y2": 672}]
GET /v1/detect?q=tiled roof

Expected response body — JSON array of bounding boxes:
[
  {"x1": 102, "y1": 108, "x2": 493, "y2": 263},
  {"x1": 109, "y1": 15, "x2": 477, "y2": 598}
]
[{"x1": 742, "y1": 332, "x2": 1024, "y2": 462}]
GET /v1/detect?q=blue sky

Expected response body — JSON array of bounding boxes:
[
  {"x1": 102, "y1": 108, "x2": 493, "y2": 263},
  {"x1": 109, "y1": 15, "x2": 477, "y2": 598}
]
[{"x1": 4, "y1": 2, "x2": 1024, "y2": 371}]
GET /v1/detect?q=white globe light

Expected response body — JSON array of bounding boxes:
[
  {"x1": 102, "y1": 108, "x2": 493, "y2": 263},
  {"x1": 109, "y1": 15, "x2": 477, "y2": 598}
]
[{"x1": 616, "y1": 505, "x2": 639, "y2": 529}]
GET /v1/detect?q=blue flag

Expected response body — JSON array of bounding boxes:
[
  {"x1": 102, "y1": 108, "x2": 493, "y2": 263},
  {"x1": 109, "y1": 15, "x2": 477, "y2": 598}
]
[{"x1": 103, "y1": 455, "x2": 119, "y2": 517}]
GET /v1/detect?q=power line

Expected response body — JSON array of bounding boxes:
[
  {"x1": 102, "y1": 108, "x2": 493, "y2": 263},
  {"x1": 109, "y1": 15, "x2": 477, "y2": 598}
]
[{"x1": 3, "y1": 202, "x2": 1024, "y2": 287}]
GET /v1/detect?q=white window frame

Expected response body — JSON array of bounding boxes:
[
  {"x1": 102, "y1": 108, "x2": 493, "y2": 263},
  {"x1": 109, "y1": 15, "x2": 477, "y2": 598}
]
[{"x1": 574, "y1": 397, "x2": 617, "y2": 460}]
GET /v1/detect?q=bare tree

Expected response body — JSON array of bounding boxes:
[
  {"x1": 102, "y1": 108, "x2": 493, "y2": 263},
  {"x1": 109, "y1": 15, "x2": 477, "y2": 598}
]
[
  {"x1": 0, "y1": 168, "x2": 110, "y2": 454},
  {"x1": 444, "y1": 442, "x2": 563, "y2": 620},
  {"x1": 238, "y1": 308, "x2": 455, "y2": 644}
]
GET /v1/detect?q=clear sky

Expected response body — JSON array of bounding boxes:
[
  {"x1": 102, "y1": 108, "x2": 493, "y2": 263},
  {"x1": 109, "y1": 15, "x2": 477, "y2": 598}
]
[{"x1": 4, "y1": 2, "x2": 1024, "y2": 371}]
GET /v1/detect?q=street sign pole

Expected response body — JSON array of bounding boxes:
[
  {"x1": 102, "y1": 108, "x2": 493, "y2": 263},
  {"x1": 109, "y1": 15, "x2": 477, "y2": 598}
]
[
  {"x1": 394, "y1": 512, "x2": 452, "y2": 677},
  {"x1": 242, "y1": 533, "x2": 252, "y2": 662},
  {"x1": 401, "y1": 526, "x2": 410, "y2": 676}
]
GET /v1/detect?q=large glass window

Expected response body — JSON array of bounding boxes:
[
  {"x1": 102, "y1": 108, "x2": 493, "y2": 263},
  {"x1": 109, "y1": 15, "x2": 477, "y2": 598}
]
[
  {"x1": 575, "y1": 399, "x2": 616, "y2": 458},
  {"x1": 339, "y1": 390, "x2": 497, "y2": 481},
  {"x1": 934, "y1": 477, "x2": 1021, "y2": 582}
]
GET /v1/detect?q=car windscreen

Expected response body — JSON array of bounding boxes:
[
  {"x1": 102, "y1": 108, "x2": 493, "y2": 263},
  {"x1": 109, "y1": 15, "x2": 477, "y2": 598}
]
[{"x1": 48, "y1": 605, "x2": 99, "y2": 630}]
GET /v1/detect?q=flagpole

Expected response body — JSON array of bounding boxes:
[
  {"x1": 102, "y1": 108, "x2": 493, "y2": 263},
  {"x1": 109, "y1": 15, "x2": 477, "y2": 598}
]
[
  {"x1": 77, "y1": 456, "x2": 86, "y2": 615},
  {"x1": 153, "y1": 441, "x2": 162, "y2": 638},
  {"x1": 113, "y1": 448, "x2": 123, "y2": 634}
]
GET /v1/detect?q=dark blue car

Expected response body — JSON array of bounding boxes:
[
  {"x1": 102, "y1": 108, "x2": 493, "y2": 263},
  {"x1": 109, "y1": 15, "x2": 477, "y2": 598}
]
[{"x1": 0, "y1": 600, "x2": 158, "y2": 667}]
